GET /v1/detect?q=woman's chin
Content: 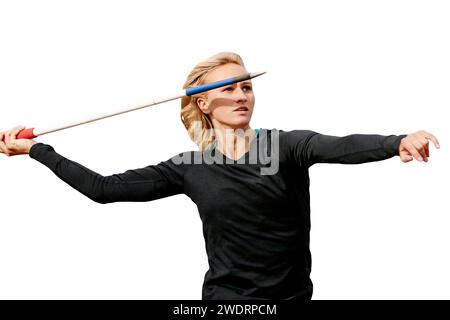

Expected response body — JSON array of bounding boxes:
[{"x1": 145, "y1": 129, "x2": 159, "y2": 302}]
[
  {"x1": 230, "y1": 119, "x2": 251, "y2": 128},
  {"x1": 233, "y1": 116, "x2": 252, "y2": 126},
  {"x1": 212, "y1": 115, "x2": 252, "y2": 129}
]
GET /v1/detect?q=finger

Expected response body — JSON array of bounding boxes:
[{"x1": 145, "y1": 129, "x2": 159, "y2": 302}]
[
  {"x1": 400, "y1": 151, "x2": 413, "y2": 163},
  {"x1": 3, "y1": 127, "x2": 18, "y2": 145},
  {"x1": 0, "y1": 140, "x2": 10, "y2": 156},
  {"x1": 412, "y1": 140, "x2": 428, "y2": 162},
  {"x1": 5, "y1": 126, "x2": 24, "y2": 148},
  {"x1": 4, "y1": 131, "x2": 13, "y2": 147},
  {"x1": 405, "y1": 142, "x2": 424, "y2": 162},
  {"x1": 421, "y1": 131, "x2": 440, "y2": 149},
  {"x1": 4, "y1": 130, "x2": 11, "y2": 145},
  {"x1": 10, "y1": 125, "x2": 25, "y2": 139},
  {"x1": 413, "y1": 136, "x2": 430, "y2": 161},
  {"x1": 425, "y1": 142, "x2": 430, "y2": 158}
]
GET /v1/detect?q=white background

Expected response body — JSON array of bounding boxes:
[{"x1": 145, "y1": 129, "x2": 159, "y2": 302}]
[{"x1": 0, "y1": 0, "x2": 448, "y2": 299}]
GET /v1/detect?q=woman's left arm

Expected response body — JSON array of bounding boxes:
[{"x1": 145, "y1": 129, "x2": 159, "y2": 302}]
[{"x1": 298, "y1": 130, "x2": 440, "y2": 166}]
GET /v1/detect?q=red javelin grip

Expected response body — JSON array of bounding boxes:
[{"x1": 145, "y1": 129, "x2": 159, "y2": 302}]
[{"x1": 17, "y1": 128, "x2": 37, "y2": 139}]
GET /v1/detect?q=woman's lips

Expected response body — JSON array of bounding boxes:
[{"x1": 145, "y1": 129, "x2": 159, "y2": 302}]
[{"x1": 233, "y1": 107, "x2": 249, "y2": 112}]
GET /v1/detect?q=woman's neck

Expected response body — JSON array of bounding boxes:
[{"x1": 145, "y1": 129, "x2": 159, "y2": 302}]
[{"x1": 213, "y1": 124, "x2": 256, "y2": 160}]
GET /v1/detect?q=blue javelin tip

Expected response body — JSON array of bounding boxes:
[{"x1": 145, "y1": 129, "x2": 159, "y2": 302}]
[{"x1": 185, "y1": 71, "x2": 266, "y2": 96}]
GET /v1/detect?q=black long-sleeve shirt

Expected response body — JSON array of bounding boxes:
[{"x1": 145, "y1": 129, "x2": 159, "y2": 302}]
[{"x1": 29, "y1": 128, "x2": 406, "y2": 300}]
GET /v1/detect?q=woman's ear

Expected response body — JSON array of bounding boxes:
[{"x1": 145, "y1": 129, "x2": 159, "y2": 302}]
[{"x1": 197, "y1": 97, "x2": 210, "y2": 114}]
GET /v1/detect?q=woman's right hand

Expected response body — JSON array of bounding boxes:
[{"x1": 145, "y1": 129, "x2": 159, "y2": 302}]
[{"x1": 0, "y1": 126, "x2": 37, "y2": 157}]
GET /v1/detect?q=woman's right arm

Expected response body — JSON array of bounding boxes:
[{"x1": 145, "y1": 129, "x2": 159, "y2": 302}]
[
  {"x1": 1, "y1": 126, "x2": 185, "y2": 204},
  {"x1": 28, "y1": 143, "x2": 185, "y2": 204}
]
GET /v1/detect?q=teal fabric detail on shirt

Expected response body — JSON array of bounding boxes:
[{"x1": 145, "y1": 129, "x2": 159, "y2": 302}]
[{"x1": 255, "y1": 128, "x2": 260, "y2": 137}]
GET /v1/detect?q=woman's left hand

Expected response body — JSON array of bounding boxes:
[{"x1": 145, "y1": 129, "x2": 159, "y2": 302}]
[{"x1": 399, "y1": 130, "x2": 440, "y2": 163}]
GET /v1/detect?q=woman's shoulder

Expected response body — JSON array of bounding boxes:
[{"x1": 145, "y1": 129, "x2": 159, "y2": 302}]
[
  {"x1": 257, "y1": 128, "x2": 322, "y2": 161},
  {"x1": 161, "y1": 150, "x2": 198, "y2": 166},
  {"x1": 259, "y1": 128, "x2": 319, "y2": 141}
]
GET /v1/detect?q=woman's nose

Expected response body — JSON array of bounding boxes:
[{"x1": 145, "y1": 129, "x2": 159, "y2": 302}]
[{"x1": 234, "y1": 87, "x2": 248, "y2": 102}]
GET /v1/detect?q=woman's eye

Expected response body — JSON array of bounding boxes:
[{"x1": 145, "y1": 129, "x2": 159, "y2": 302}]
[
  {"x1": 223, "y1": 87, "x2": 233, "y2": 92},
  {"x1": 243, "y1": 85, "x2": 253, "y2": 91}
]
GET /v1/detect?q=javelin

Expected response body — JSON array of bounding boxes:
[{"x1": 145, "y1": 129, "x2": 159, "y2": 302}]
[{"x1": 8, "y1": 71, "x2": 266, "y2": 140}]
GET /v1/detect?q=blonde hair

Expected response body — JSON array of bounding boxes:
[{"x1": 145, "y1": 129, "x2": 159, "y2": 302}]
[{"x1": 180, "y1": 52, "x2": 246, "y2": 151}]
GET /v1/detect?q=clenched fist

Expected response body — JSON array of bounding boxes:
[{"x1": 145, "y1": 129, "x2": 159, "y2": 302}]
[{"x1": 0, "y1": 126, "x2": 37, "y2": 157}]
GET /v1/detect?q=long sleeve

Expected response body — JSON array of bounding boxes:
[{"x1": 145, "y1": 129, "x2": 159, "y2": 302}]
[
  {"x1": 283, "y1": 130, "x2": 407, "y2": 167},
  {"x1": 29, "y1": 143, "x2": 185, "y2": 204}
]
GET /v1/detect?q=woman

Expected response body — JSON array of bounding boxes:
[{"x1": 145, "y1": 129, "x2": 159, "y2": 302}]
[{"x1": 0, "y1": 52, "x2": 440, "y2": 300}]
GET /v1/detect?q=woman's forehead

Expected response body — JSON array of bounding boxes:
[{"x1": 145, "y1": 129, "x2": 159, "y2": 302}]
[{"x1": 205, "y1": 63, "x2": 247, "y2": 83}]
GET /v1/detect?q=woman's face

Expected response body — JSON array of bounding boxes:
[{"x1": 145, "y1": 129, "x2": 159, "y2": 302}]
[{"x1": 197, "y1": 63, "x2": 255, "y2": 130}]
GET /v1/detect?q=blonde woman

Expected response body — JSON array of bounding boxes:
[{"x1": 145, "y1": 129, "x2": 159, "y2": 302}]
[{"x1": 0, "y1": 52, "x2": 440, "y2": 300}]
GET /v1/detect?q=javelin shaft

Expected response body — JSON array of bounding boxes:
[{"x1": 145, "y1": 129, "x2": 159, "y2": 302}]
[
  {"x1": 11, "y1": 71, "x2": 265, "y2": 140},
  {"x1": 34, "y1": 91, "x2": 186, "y2": 136}
]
